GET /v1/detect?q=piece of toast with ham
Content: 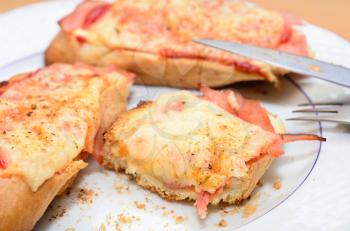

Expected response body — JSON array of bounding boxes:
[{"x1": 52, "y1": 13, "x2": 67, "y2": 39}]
[
  {"x1": 102, "y1": 87, "x2": 324, "y2": 218},
  {"x1": 0, "y1": 63, "x2": 133, "y2": 231},
  {"x1": 46, "y1": 0, "x2": 309, "y2": 89}
]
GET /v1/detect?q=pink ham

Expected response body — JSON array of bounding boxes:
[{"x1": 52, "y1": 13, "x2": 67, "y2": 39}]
[
  {"x1": 0, "y1": 147, "x2": 8, "y2": 169},
  {"x1": 59, "y1": 0, "x2": 111, "y2": 33},
  {"x1": 201, "y1": 87, "x2": 325, "y2": 158},
  {"x1": 195, "y1": 187, "x2": 224, "y2": 219},
  {"x1": 200, "y1": 86, "x2": 274, "y2": 132},
  {"x1": 278, "y1": 12, "x2": 309, "y2": 56}
]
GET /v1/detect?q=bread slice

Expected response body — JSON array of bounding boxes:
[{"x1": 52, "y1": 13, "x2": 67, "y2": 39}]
[
  {"x1": 46, "y1": 32, "x2": 285, "y2": 89},
  {"x1": 0, "y1": 64, "x2": 133, "y2": 231},
  {"x1": 45, "y1": 0, "x2": 309, "y2": 89},
  {"x1": 102, "y1": 90, "x2": 287, "y2": 218}
]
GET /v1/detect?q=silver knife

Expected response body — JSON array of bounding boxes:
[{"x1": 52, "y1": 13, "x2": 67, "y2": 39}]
[{"x1": 193, "y1": 39, "x2": 350, "y2": 88}]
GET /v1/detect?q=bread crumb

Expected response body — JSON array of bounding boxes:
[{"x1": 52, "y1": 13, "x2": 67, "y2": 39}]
[
  {"x1": 106, "y1": 214, "x2": 113, "y2": 225},
  {"x1": 114, "y1": 179, "x2": 130, "y2": 194},
  {"x1": 117, "y1": 214, "x2": 140, "y2": 223},
  {"x1": 48, "y1": 205, "x2": 66, "y2": 221},
  {"x1": 242, "y1": 203, "x2": 257, "y2": 218},
  {"x1": 134, "y1": 201, "x2": 146, "y2": 210},
  {"x1": 114, "y1": 180, "x2": 124, "y2": 193},
  {"x1": 115, "y1": 213, "x2": 141, "y2": 230},
  {"x1": 309, "y1": 65, "x2": 320, "y2": 72},
  {"x1": 162, "y1": 211, "x2": 170, "y2": 217},
  {"x1": 257, "y1": 180, "x2": 263, "y2": 187},
  {"x1": 77, "y1": 188, "x2": 96, "y2": 204},
  {"x1": 273, "y1": 179, "x2": 282, "y2": 190},
  {"x1": 65, "y1": 187, "x2": 72, "y2": 196},
  {"x1": 175, "y1": 216, "x2": 186, "y2": 224},
  {"x1": 117, "y1": 214, "x2": 133, "y2": 224},
  {"x1": 97, "y1": 224, "x2": 106, "y2": 231},
  {"x1": 65, "y1": 227, "x2": 75, "y2": 231},
  {"x1": 220, "y1": 206, "x2": 240, "y2": 216},
  {"x1": 217, "y1": 219, "x2": 228, "y2": 227}
]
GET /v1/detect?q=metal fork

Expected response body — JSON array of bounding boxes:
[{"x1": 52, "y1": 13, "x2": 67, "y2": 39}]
[{"x1": 287, "y1": 102, "x2": 350, "y2": 125}]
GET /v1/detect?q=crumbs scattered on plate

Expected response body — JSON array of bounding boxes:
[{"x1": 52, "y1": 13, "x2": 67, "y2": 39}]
[
  {"x1": 48, "y1": 204, "x2": 66, "y2": 221},
  {"x1": 114, "y1": 178, "x2": 130, "y2": 194},
  {"x1": 273, "y1": 178, "x2": 282, "y2": 190},
  {"x1": 77, "y1": 188, "x2": 97, "y2": 204},
  {"x1": 220, "y1": 206, "x2": 240, "y2": 216},
  {"x1": 117, "y1": 213, "x2": 140, "y2": 224},
  {"x1": 242, "y1": 203, "x2": 257, "y2": 219},
  {"x1": 217, "y1": 219, "x2": 228, "y2": 227},
  {"x1": 97, "y1": 223, "x2": 106, "y2": 231},
  {"x1": 134, "y1": 201, "x2": 146, "y2": 210},
  {"x1": 114, "y1": 213, "x2": 141, "y2": 231},
  {"x1": 98, "y1": 212, "x2": 142, "y2": 231},
  {"x1": 242, "y1": 193, "x2": 260, "y2": 219}
]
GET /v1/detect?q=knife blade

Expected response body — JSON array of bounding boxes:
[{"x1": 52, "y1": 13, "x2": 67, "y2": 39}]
[{"x1": 193, "y1": 39, "x2": 350, "y2": 88}]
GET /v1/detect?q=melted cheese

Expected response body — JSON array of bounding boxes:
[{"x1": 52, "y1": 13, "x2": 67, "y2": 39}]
[
  {"x1": 0, "y1": 64, "x2": 130, "y2": 191},
  {"x1": 62, "y1": 0, "x2": 309, "y2": 76},
  {"x1": 107, "y1": 91, "x2": 277, "y2": 193}
]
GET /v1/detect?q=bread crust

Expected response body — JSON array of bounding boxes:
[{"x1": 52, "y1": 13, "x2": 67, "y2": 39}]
[
  {"x1": 0, "y1": 160, "x2": 87, "y2": 231},
  {"x1": 103, "y1": 100, "x2": 285, "y2": 207},
  {"x1": 0, "y1": 67, "x2": 131, "y2": 231},
  {"x1": 46, "y1": 33, "x2": 284, "y2": 89}
]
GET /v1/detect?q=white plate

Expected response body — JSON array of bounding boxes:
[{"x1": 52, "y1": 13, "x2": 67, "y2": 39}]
[{"x1": 0, "y1": 1, "x2": 350, "y2": 230}]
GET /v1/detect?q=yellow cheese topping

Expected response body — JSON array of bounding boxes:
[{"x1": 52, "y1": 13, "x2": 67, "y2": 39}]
[
  {"x1": 0, "y1": 64, "x2": 129, "y2": 191},
  {"x1": 106, "y1": 91, "x2": 276, "y2": 193},
  {"x1": 59, "y1": 0, "x2": 308, "y2": 78}
]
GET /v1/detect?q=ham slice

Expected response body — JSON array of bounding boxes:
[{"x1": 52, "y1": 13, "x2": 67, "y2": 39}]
[
  {"x1": 278, "y1": 13, "x2": 309, "y2": 56},
  {"x1": 59, "y1": 0, "x2": 111, "y2": 33},
  {"x1": 200, "y1": 86, "x2": 325, "y2": 158},
  {"x1": 0, "y1": 147, "x2": 8, "y2": 169},
  {"x1": 200, "y1": 86, "x2": 274, "y2": 132},
  {"x1": 195, "y1": 187, "x2": 224, "y2": 219}
]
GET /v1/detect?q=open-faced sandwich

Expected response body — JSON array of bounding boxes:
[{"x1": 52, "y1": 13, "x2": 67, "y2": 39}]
[
  {"x1": 102, "y1": 87, "x2": 324, "y2": 218},
  {"x1": 46, "y1": 0, "x2": 309, "y2": 89},
  {"x1": 0, "y1": 63, "x2": 133, "y2": 231}
]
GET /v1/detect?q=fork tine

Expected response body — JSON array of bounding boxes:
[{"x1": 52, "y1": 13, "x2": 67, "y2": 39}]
[
  {"x1": 287, "y1": 115, "x2": 350, "y2": 125},
  {"x1": 298, "y1": 102, "x2": 343, "y2": 106},
  {"x1": 292, "y1": 109, "x2": 338, "y2": 113}
]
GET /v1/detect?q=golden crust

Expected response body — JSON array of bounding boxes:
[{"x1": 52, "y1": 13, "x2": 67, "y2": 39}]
[
  {"x1": 0, "y1": 160, "x2": 87, "y2": 231},
  {"x1": 46, "y1": 33, "x2": 285, "y2": 89},
  {"x1": 103, "y1": 99, "x2": 285, "y2": 207}
]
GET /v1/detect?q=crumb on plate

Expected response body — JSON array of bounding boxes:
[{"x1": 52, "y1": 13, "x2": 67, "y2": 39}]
[
  {"x1": 97, "y1": 224, "x2": 106, "y2": 231},
  {"x1": 217, "y1": 219, "x2": 228, "y2": 227},
  {"x1": 242, "y1": 203, "x2": 257, "y2": 219},
  {"x1": 220, "y1": 206, "x2": 240, "y2": 216},
  {"x1": 48, "y1": 205, "x2": 66, "y2": 221},
  {"x1": 134, "y1": 201, "x2": 146, "y2": 210},
  {"x1": 175, "y1": 215, "x2": 186, "y2": 224},
  {"x1": 77, "y1": 188, "x2": 96, "y2": 204},
  {"x1": 273, "y1": 178, "x2": 282, "y2": 190}
]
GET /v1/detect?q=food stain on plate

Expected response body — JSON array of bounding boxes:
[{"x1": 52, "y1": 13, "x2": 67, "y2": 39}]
[{"x1": 77, "y1": 187, "x2": 97, "y2": 204}]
